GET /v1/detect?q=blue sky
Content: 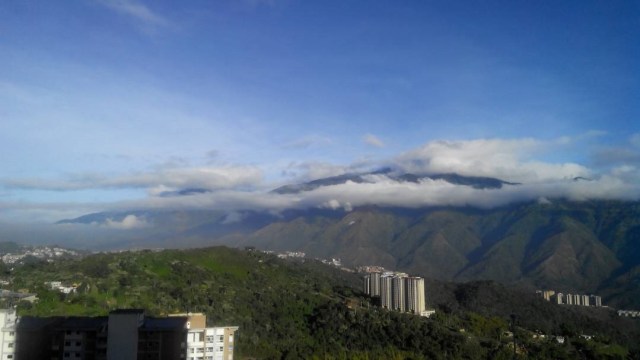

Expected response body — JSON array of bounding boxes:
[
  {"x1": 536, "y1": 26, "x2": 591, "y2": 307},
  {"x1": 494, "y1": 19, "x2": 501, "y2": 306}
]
[{"x1": 0, "y1": 0, "x2": 639, "y2": 224}]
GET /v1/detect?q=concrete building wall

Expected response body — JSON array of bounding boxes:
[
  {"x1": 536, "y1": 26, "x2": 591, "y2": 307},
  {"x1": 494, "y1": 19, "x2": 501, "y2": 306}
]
[
  {"x1": 391, "y1": 276, "x2": 406, "y2": 312},
  {"x1": 107, "y1": 310, "x2": 143, "y2": 360},
  {"x1": 380, "y1": 276, "x2": 393, "y2": 309},
  {"x1": 0, "y1": 309, "x2": 16, "y2": 360},
  {"x1": 406, "y1": 277, "x2": 426, "y2": 315}
]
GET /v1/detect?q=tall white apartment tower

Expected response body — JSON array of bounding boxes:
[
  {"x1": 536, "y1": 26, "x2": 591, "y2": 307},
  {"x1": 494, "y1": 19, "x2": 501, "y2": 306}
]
[
  {"x1": 406, "y1": 277, "x2": 426, "y2": 315},
  {"x1": 380, "y1": 275, "x2": 393, "y2": 309},
  {"x1": 391, "y1": 275, "x2": 406, "y2": 312},
  {"x1": 581, "y1": 295, "x2": 590, "y2": 307},
  {"x1": 363, "y1": 272, "x2": 381, "y2": 297}
]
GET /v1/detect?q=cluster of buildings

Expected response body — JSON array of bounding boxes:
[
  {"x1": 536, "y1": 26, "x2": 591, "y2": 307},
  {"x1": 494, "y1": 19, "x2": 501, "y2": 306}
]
[
  {"x1": 617, "y1": 310, "x2": 640, "y2": 318},
  {"x1": 0, "y1": 308, "x2": 238, "y2": 360},
  {"x1": 45, "y1": 281, "x2": 78, "y2": 294},
  {"x1": 1, "y1": 246, "x2": 79, "y2": 265},
  {"x1": 537, "y1": 290, "x2": 602, "y2": 307},
  {"x1": 250, "y1": 248, "x2": 346, "y2": 269},
  {"x1": 356, "y1": 265, "x2": 385, "y2": 273},
  {"x1": 275, "y1": 251, "x2": 305, "y2": 259},
  {"x1": 363, "y1": 271, "x2": 434, "y2": 317}
]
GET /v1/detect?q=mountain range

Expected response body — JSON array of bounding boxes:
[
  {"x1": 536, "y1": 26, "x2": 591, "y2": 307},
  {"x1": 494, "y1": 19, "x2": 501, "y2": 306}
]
[{"x1": 57, "y1": 172, "x2": 640, "y2": 309}]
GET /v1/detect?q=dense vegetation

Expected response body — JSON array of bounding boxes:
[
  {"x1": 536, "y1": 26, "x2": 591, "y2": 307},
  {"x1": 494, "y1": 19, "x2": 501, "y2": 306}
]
[{"x1": 3, "y1": 246, "x2": 639, "y2": 359}]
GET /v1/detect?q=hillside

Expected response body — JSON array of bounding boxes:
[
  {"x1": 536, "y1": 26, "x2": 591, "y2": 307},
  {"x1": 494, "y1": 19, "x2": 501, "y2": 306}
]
[
  {"x1": 234, "y1": 200, "x2": 640, "y2": 309},
  {"x1": 5, "y1": 246, "x2": 640, "y2": 359},
  {"x1": 57, "y1": 198, "x2": 640, "y2": 309}
]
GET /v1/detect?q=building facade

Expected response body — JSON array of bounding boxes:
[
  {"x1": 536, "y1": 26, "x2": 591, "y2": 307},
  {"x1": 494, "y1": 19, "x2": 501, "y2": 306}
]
[
  {"x1": 11, "y1": 309, "x2": 238, "y2": 360},
  {"x1": 364, "y1": 272, "x2": 430, "y2": 316},
  {"x1": 0, "y1": 309, "x2": 16, "y2": 360},
  {"x1": 406, "y1": 277, "x2": 426, "y2": 316},
  {"x1": 172, "y1": 313, "x2": 238, "y2": 360}
]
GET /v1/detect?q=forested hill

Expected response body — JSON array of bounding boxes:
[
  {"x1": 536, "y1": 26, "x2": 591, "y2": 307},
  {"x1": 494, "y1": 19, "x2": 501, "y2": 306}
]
[
  {"x1": 58, "y1": 199, "x2": 640, "y2": 310},
  {"x1": 5, "y1": 246, "x2": 640, "y2": 359}
]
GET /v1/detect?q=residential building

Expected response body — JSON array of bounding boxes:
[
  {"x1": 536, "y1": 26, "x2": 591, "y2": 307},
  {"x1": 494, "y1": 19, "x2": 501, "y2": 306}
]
[
  {"x1": 363, "y1": 272, "x2": 381, "y2": 297},
  {"x1": 391, "y1": 275, "x2": 406, "y2": 312},
  {"x1": 364, "y1": 272, "x2": 432, "y2": 317},
  {"x1": 380, "y1": 274, "x2": 393, "y2": 309},
  {"x1": 14, "y1": 309, "x2": 190, "y2": 360},
  {"x1": 170, "y1": 313, "x2": 238, "y2": 360},
  {"x1": 554, "y1": 293, "x2": 564, "y2": 305},
  {"x1": 0, "y1": 309, "x2": 16, "y2": 360},
  {"x1": 536, "y1": 290, "x2": 555, "y2": 301},
  {"x1": 406, "y1": 277, "x2": 426, "y2": 315},
  {"x1": 565, "y1": 293, "x2": 574, "y2": 305}
]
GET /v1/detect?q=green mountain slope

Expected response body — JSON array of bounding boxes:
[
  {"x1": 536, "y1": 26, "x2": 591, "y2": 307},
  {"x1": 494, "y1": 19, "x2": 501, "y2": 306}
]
[
  {"x1": 7, "y1": 246, "x2": 640, "y2": 359},
  {"x1": 237, "y1": 201, "x2": 640, "y2": 308}
]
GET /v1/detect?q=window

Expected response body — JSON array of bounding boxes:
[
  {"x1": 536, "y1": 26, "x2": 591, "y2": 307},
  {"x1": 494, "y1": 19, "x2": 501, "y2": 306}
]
[
  {"x1": 217, "y1": 335, "x2": 223, "y2": 342},
  {"x1": 8, "y1": 343, "x2": 13, "y2": 348},
  {"x1": 9, "y1": 332, "x2": 14, "y2": 336}
]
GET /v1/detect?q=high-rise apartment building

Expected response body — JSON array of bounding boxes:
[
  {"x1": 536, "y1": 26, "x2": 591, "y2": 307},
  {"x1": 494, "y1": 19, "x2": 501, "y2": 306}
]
[
  {"x1": 581, "y1": 295, "x2": 590, "y2": 307},
  {"x1": 380, "y1": 274, "x2": 393, "y2": 309},
  {"x1": 554, "y1": 292, "x2": 564, "y2": 305},
  {"x1": 406, "y1": 277, "x2": 426, "y2": 315},
  {"x1": 364, "y1": 272, "x2": 429, "y2": 316},
  {"x1": 391, "y1": 276, "x2": 406, "y2": 312},
  {"x1": 363, "y1": 272, "x2": 381, "y2": 297},
  {"x1": 565, "y1": 293, "x2": 574, "y2": 305}
]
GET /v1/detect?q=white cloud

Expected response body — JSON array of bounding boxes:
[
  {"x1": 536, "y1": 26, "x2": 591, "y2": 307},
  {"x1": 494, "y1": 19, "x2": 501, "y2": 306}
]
[
  {"x1": 4, "y1": 136, "x2": 640, "y2": 224},
  {"x1": 103, "y1": 214, "x2": 149, "y2": 229},
  {"x1": 363, "y1": 133, "x2": 385, "y2": 148},
  {"x1": 395, "y1": 138, "x2": 591, "y2": 182}
]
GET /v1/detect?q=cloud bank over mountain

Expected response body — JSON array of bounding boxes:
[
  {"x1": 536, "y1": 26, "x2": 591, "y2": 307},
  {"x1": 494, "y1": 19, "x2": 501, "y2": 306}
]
[{"x1": 2, "y1": 135, "x2": 639, "y2": 224}]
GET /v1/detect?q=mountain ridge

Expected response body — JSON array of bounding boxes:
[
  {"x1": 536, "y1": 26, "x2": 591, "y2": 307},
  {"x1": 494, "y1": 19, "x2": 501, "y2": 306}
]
[{"x1": 54, "y1": 173, "x2": 640, "y2": 309}]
